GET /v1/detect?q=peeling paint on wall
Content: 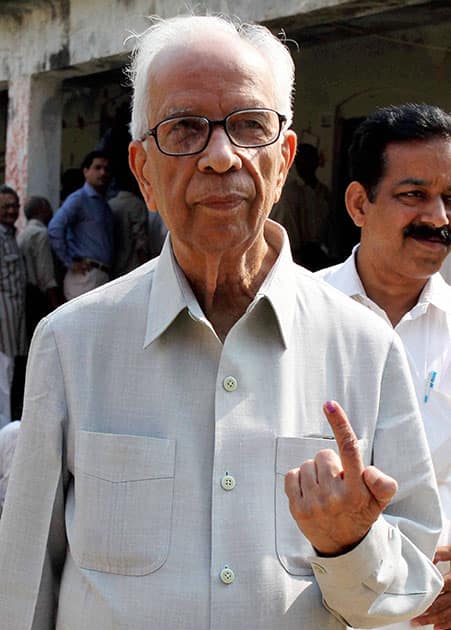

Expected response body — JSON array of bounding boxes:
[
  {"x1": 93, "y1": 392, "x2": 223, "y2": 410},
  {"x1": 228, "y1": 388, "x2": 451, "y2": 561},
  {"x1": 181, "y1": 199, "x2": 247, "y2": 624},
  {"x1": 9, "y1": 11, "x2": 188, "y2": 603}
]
[{"x1": 5, "y1": 76, "x2": 31, "y2": 228}]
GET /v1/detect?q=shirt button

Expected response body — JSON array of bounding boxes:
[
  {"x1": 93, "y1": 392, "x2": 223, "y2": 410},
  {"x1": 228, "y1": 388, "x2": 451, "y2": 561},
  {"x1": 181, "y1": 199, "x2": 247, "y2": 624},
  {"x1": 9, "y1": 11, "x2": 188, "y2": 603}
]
[
  {"x1": 221, "y1": 473, "x2": 236, "y2": 491},
  {"x1": 223, "y1": 376, "x2": 238, "y2": 392},
  {"x1": 220, "y1": 566, "x2": 235, "y2": 584}
]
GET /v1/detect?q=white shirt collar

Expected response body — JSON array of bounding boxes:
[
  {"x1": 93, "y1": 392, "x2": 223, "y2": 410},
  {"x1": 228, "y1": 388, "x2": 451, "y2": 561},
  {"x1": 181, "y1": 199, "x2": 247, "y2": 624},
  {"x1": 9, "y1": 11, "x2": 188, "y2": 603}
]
[{"x1": 329, "y1": 244, "x2": 451, "y2": 320}]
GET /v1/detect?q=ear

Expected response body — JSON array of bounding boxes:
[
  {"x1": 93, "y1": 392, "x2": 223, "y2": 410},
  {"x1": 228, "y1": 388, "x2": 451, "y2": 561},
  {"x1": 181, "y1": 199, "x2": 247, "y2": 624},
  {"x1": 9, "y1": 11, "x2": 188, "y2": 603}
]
[
  {"x1": 128, "y1": 140, "x2": 157, "y2": 211},
  {"x1": 273, "y1": 130, "x2": 297, "y2": 204},
  {"x1": 345, "y1": 181, "x2": 371, "y2": 228}
]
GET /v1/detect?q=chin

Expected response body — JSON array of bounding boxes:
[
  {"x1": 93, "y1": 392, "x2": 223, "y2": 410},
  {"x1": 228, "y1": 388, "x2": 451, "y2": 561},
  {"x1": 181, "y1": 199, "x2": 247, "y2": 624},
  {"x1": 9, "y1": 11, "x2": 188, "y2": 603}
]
[{"x1": 411, "y1": 259, "x2": 445, "y2": 279}]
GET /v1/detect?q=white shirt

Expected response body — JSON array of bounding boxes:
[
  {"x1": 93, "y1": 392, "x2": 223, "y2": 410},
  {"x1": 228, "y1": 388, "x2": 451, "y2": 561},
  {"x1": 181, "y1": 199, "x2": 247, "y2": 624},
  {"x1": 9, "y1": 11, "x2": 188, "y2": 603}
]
[
  {"x1": 0, "y1": 223, "x2": 442, "y2": 630},
  {"x1": 441, "y1": 253, "x2": 451, "y2": 285},
  {"x1": 317, "y1": 246, "x2": 451, "y2": 630}
]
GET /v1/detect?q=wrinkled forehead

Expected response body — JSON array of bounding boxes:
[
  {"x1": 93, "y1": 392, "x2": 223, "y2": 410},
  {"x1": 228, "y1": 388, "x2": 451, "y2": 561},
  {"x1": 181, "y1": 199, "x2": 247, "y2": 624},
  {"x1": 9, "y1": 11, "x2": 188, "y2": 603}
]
[{"x1": 148, "y1": 32, "x2": 275, "y2": 117}]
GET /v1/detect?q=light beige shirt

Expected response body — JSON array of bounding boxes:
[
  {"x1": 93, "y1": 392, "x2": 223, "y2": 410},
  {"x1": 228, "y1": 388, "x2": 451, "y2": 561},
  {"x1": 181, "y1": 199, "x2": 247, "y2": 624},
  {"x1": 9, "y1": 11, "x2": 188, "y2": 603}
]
[{"x1": 0, "y1": 222, "x2": 442, "y2": 630}]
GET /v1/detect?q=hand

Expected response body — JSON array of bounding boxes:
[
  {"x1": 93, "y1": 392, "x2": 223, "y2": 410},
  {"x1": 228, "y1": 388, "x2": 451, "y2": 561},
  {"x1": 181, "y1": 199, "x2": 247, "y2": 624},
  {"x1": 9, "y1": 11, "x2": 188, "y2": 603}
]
[
  {"x1": 284, "y1": 400, "x2": 398, "y2": 556},
  {"x1": 71, "y1": 260, "x2": 90, "y2": 274},
  {"x1": 410, "y1": 546, "x2": 451, "y2": 628}
]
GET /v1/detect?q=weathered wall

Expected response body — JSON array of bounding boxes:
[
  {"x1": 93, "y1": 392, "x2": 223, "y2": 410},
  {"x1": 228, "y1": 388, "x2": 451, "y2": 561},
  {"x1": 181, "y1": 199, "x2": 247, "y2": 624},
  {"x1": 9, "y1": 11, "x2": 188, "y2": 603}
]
[
  {"x1": 0, "y1": 0, "x2": 449, "y2": 221},
  {"x1": 1, "y1": 0, "x2": 425, "y2": 80},
  {"x1": 293, "y1": 20, "x2": 451, "y2": 188}
]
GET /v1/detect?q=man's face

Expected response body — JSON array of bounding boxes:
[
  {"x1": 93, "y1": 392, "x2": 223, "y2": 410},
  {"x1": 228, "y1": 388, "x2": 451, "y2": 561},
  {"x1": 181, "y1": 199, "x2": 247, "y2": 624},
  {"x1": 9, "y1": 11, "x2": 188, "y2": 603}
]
[
  {"x1": 353, "y1": 138, "x2": 451, "y2": 281},
  {"x1": 0, "y1": 193, "x2": 19, "y2": 227},
  {"x1": 83, "y1": 158, "x2": 110, "y2": 191},
  {"x1": 130, "y1": 33, "x2": 295, "y2": 262}
]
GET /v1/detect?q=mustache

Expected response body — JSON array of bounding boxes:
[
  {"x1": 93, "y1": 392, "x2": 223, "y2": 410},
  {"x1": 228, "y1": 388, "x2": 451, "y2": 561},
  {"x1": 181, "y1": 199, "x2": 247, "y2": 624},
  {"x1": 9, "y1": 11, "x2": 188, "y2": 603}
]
[{"x1": 404, "y1": 224, "x2": 451, "y2": 245}]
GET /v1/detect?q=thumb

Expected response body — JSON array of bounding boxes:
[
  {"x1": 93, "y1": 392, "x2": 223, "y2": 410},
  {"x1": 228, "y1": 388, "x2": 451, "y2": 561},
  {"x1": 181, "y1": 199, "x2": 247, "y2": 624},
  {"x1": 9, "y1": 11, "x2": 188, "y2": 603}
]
[
  {"x1": 433, "y1": 546, "x2": 451, "y2": 564},
  {"x1": 363, "y1": 465, "x2": 398, "y2": 510}
]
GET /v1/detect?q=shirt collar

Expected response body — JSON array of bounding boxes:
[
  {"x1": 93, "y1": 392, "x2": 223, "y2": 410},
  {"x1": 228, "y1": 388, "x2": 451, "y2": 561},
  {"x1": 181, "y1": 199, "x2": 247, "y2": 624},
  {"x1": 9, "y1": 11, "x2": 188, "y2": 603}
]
[
  {"x1": 325, "y1": 245, "x2": 366, "y2": 298},
  {"x1": 27, "y1": 218, "x2": 45, "y2": 228},
  {"x1": 143, "y1": 236, "x2": 192, "y2": 347},
  {"x1": 144, "y1": 220, "x2": 298, "y2": 348},
  {"x1": 416, "y1": 272, "x2": 451, "y2": 314},
  {"x1": 83, "y1": 182, "x2": 102, "y2": 198},
  {"x1": 332, "y1": 244, "x2": 451, "y2": 317},
  {"x1": 251, "y1": 220, "x2": 298, "y2": 349}
]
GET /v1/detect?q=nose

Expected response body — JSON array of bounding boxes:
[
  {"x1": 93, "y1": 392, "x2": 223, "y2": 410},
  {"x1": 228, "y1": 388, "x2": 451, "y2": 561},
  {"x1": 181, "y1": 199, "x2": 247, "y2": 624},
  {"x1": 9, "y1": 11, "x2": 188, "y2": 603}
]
[
  {"x1": 423, "y1": 196, "x2": 449, "y2": 227},
  {"x1": 196, "y1": 126, "x2": 242, "y2": 174}
]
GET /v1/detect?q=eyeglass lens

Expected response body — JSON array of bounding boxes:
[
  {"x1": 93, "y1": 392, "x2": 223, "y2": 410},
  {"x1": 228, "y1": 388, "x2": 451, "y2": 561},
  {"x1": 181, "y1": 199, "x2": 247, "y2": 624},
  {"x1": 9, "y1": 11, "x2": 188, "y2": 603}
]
[{"x1": 156, "y1": 109, "x2": 281, "y2": 155}]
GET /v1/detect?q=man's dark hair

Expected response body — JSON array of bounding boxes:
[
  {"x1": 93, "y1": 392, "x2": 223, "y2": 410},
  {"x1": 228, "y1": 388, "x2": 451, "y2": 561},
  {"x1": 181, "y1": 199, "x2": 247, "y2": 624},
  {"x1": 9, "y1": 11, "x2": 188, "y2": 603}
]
[
  {"x1": 295, "y1": 143, "x2": 319, "y2": 175},
  {"x1": 81, "y1": 150, "x2": 110, "y2": 171},
  {"x1": 23, "y1": 196, "x2": 51, "y2": 220},
  {"x1": 348, "y1": 103, "x2": 451, "y2": 201},
  {"x1": 0, "y1": 184, "x2": 19, "y2": 202}
]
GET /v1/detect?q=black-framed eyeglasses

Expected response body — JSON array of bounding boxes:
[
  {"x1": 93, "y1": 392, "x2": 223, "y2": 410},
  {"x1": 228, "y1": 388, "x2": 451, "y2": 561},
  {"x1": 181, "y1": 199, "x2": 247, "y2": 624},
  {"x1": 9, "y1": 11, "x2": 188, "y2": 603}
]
[{"x1": 139, "y1": 108, "x2": 287, "y2": 156}]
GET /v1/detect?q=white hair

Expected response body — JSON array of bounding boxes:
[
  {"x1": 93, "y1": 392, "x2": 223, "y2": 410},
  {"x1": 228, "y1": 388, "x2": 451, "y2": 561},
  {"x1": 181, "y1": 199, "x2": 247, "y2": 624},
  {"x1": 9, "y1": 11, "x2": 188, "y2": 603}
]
[{"x1": 126, "y1": 14, "x2": 295, "y2": 140}]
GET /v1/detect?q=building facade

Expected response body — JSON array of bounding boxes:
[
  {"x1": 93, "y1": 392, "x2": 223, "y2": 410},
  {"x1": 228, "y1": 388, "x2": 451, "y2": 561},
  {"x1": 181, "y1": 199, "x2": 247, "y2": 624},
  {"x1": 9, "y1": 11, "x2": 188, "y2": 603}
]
[{"x1": 0, "y1": 0, "x2": 449, "y2": 254}]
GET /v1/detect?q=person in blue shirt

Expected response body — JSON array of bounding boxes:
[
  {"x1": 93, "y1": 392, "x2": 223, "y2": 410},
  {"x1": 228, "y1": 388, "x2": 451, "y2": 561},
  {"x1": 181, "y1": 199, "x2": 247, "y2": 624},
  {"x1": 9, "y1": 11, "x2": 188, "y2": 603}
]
[{"x1": 49, "y1": 150, "x2": 114, "y2": 300}]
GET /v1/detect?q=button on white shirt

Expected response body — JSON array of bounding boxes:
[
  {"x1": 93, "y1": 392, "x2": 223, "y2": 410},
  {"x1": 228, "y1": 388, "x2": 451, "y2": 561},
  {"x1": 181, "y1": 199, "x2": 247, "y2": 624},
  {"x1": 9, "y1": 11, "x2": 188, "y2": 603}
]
[
  {"x1": 220, "y1": 566, "x2": 235, "y2": 584},
  {"x1": 221, "y1": 473, "x2": 236, "y2": 491},
  {"x1": 223, "y1": 376, "x2": 238, "y2": 392}
]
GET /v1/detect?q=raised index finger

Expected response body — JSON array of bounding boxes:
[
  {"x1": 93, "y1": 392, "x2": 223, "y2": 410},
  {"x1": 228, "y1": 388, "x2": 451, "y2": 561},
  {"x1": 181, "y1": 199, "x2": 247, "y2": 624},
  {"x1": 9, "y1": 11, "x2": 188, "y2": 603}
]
[{"x1": 323, "y1": 400, "x2": 364, "y2": 482}]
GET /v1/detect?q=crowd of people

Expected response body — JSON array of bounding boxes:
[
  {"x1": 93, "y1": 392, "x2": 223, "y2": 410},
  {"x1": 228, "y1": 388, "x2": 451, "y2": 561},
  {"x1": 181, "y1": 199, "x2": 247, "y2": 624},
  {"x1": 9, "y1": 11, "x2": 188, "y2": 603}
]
[
  {"x1": 0, "y1": 154, "x2": 167, "y2": 425},
  {"x1": 0, "y1": 12, "x2": 450, "y2": 630}
]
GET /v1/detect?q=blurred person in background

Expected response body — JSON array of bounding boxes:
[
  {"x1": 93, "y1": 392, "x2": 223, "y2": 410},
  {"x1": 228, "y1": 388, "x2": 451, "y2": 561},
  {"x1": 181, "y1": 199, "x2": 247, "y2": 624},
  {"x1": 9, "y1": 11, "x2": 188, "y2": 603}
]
[
  {"x1": 49, "y1": 150, "x2": 114, "y2": 300},
  {"x1": 17, "y1": 196, "x2": 62, "y2": 340},
  {"x1": 0, "y1": 184, "x2": 26, "y2": 423}
]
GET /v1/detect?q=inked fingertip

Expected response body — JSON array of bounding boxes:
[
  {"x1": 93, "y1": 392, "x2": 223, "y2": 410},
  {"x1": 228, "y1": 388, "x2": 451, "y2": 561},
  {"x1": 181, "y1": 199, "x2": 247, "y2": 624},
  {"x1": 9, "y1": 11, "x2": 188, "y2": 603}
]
[{"x1": 325, "y1": 400, "x2": 336, "y2": 413}]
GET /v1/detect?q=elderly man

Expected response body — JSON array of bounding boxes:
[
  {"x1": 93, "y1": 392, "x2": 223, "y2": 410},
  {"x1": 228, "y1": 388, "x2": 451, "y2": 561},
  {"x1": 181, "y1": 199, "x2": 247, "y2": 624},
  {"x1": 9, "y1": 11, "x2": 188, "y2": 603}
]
[
  {"x1": 0, "y1": 184, "x2": 26, "y2": 423},
  {"x1": 0, "y1": 16, "x2": 443, "y2": 630},
  {"x1": 317, "y1": 103, "x2": 451, "y2": 630}
]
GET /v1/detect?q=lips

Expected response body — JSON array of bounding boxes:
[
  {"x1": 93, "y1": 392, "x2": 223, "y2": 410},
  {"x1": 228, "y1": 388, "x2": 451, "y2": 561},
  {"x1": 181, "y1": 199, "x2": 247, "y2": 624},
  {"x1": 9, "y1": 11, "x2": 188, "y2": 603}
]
[
  {"x1": 194, "y1": 193, "x2": 248, "y2": 210},
  {"x1": 198, "y1": 194, "x2": 244, "y2": 203}
]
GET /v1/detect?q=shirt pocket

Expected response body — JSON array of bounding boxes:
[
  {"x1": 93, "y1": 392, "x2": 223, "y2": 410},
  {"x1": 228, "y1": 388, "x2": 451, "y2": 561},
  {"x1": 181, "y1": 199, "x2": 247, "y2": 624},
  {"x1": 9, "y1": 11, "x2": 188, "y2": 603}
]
[
  {"x1": 71, "y1": 430, "x2": 176, "y2": 576},
  {"x1": 275, "y1": 435, "x2": 367, "y2": 576}
]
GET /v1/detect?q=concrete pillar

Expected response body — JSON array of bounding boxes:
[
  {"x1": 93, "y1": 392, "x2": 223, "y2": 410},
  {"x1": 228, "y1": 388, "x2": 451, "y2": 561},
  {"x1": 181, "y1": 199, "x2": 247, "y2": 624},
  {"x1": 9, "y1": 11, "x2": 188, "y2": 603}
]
[{"x1": 6, "y1": 74, "x2": 63, "y2": 227}]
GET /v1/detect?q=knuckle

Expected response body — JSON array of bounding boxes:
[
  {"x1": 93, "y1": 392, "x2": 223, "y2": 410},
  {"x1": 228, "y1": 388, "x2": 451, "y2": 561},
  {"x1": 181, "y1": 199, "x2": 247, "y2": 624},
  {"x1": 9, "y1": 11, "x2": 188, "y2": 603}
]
[
  {"x1": 316, "y1": 448, "x2": 336, "y2": 460},
  {"x1": 300, "y1": 458, "x2": 315, "y2": 472},
  {"x1": 284, "y1": 469, "x2": 299, "y2": 491},
  {"x1": 340, "y1": 433, "x2": 359, "y2": 456}
]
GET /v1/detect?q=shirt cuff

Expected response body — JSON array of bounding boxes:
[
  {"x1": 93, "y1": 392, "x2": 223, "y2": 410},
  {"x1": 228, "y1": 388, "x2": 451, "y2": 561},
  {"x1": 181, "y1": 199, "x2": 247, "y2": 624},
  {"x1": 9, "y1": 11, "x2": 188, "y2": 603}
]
[{"x1": 309, "y1": 516, "x2": 395, "y2": 591}]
